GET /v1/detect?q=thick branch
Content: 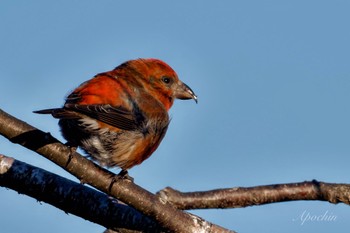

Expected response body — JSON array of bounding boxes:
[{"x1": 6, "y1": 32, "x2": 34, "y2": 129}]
[
  {"x1": 0, "y1": 108, "x2": 234, "y2": 233},
  {"x1": 157, "y1": 181, "x2": 350, "y2": 210},
  {"x1": 0, "y1": 154, "x2": 161, "y2": 232}
]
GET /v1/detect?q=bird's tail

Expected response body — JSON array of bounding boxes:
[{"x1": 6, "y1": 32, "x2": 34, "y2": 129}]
[
  {"x1": 33, "y1": 108, "x2": 60, "y2": 114},
  {"x1": 34, "y1": 108, "x2": 80, "y2": 119}
]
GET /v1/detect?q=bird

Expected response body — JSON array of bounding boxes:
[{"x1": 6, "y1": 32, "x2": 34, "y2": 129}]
[{"x1": 34, "y1": 58, "x2": 197, "y2": 173}]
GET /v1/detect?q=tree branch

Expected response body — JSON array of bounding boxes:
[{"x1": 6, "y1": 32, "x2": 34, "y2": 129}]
[
  {"x1": 4, "y1": 107, "x2": 350, "y2": 231},
  {"x1": 0, "y1": 108, "x2": 234, "y2": 233},
  {"x1": 0, "y1": 154, "x2": 162, "y2": 232},
  {"x1": 157, "y1": 181, "x2": 350, "y2": 210}
]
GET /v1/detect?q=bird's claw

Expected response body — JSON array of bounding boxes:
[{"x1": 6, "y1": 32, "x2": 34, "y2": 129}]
[
  {"x1": 64, "y1": 142, "x2": 77, "y2": 167},
  {"x1": 108, "y1": 170, "x2": 134, "y2": 193}
]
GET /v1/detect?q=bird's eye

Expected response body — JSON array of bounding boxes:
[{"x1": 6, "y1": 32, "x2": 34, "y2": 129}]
[{"x1": 161, "y1": 76, "x2": 171, "y2": 84}]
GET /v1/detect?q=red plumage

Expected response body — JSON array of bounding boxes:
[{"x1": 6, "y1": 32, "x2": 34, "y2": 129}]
[{"x1": 35, "y1": 58, "x2": 197, "y2": 170}]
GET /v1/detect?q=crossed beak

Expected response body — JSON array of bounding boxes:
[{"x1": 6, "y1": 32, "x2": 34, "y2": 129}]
[{"x1": 174, "y1": 81, "x2": 198, "y2": 103}]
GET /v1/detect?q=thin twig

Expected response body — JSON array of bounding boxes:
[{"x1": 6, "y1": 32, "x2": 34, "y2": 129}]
[{"x1": 157, "y1": 181, "x2": 350, "y2": 210}]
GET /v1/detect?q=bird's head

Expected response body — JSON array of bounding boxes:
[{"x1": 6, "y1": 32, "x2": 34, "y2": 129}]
[{"x1": 121, "y1": 58, "x2": 197, "y2": 110}]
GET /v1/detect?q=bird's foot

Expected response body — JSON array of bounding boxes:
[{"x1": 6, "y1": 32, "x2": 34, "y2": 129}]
[
  {"x1": 64, "y1": 142, "x2": 78, "y2": 167},
  {"x1": 108, "y1": 169, "x2": 134, "y2": 193},
  {"x1": 117, "y1": 169, "x2": 134, "y2": 181}
]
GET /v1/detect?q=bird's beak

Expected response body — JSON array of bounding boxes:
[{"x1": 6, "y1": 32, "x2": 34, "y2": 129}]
[{"x1": 175, "y1": 81, "x2": 198, "y2": 103}]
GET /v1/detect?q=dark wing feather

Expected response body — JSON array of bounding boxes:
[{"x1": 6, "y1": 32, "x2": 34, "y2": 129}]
[
  {"x1": 34, "y1": 104, "x2": 140, "y2": 131},
  {"x1": 64, "y1": 104, "x2": 139, "y2": 131}
]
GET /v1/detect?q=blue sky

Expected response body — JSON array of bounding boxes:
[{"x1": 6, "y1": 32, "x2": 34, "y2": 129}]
[{"x1": 1, "y1": 1, "x2": 350, "y2": 232}]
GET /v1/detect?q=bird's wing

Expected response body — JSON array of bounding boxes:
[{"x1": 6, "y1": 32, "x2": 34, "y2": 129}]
[
  {"x1": 34, "y1": 104, "x2": 140, "y2": 131},
  {"x1": 65, "y1": 104, "x2": 139, "y2": 131}
]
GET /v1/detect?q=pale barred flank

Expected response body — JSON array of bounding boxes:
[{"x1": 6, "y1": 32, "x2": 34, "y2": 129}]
[{"x1": 78, "y1": 116, "x2": 169, "y2": 169}]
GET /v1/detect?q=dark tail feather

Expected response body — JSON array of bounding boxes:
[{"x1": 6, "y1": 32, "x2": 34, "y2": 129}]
[
  {"x1": 34, "y1": 108, "x2": 80, "y2": 119},
  {"x1": 33, "y1": 109, "x2": 60, "y2": 114}
]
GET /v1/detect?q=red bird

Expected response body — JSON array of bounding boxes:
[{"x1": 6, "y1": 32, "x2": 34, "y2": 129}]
[{"x1": 35, "y1": 58, "x2": 197, "y2": 172}]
